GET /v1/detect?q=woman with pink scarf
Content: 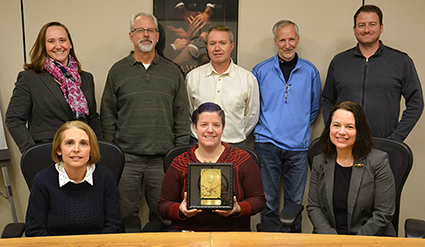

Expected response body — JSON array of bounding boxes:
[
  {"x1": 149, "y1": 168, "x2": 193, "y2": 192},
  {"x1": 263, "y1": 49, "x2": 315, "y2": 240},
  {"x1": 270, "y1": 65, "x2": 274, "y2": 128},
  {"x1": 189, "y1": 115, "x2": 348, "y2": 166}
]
[{"x1": 6, "y1": 21, "x2": 101, "y2": 153}]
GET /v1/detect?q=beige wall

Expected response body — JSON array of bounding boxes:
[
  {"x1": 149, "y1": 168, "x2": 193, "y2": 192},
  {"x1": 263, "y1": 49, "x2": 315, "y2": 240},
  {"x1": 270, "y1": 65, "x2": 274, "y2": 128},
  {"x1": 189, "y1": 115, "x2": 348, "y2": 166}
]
[{"x1": 1, "y1": 0, "x2": 424, "y2": 237}]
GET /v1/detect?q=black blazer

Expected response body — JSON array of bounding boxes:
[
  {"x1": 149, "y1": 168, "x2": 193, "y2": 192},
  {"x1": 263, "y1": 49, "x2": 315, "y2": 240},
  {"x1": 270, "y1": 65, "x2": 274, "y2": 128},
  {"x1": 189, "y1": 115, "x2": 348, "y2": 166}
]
[{"x1": 6, "y1": 70, "x2": 101, "y2": 153}]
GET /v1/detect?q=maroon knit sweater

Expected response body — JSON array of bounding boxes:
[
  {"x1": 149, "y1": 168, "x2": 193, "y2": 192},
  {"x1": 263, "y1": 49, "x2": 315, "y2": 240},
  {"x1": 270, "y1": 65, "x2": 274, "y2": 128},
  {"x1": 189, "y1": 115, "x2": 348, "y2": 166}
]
[{"x1": 158, "y1": 142, "x2": 266, "y2": 231}]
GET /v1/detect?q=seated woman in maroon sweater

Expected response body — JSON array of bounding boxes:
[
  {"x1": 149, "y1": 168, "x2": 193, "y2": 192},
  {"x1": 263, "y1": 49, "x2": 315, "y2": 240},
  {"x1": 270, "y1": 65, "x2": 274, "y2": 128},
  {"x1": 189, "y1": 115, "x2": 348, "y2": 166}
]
[{"x1": 158, "y1": 102, "x2": 266, "y2": 231}]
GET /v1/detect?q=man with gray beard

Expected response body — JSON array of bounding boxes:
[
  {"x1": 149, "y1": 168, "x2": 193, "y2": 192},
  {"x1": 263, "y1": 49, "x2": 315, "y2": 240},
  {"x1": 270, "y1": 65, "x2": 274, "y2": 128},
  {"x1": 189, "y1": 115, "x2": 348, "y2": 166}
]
[{"x1": 100, "y1": 12, "x2": 190, "y2": 228}]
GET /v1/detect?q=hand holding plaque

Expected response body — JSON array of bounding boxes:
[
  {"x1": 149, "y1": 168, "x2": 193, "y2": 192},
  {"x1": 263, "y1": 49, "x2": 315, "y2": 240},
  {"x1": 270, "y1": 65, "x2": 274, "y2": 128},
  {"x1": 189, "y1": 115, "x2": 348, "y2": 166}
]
[
  {"x1": 213, "y1": 196, "x2": 241, "y2": 217},
  {"x1": 179, "y1": 192, "x2": 202, "y2": 218}
]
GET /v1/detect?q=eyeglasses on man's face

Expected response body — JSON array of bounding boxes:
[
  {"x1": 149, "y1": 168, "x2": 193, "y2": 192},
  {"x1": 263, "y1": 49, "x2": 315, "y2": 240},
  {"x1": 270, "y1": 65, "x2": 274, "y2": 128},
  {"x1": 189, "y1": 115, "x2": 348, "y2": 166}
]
[{"x1": 131, "y1": 27, "x2": 158, "y2": 35}]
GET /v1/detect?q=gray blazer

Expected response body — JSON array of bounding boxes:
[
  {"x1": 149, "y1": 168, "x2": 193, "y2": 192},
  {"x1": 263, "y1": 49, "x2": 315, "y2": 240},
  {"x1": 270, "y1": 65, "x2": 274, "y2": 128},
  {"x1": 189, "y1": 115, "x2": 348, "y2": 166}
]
[
  {"x1": 6, "y1": 70, "x2": 101, "y2": 153},
  {"x1": 307, "y1": 149, "x2": 396, "y2": 236}
]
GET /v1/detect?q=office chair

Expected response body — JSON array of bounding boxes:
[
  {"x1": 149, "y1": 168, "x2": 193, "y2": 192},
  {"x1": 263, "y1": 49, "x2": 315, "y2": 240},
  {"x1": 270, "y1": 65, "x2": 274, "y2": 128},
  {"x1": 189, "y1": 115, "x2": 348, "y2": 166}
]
[
  {"x1": 1, "y1": 140, "x2": 140, "y2": 238},
  {"x1": 21, "y1": 141, "x2": 125, "y2": 189},
  {"x1": 235, "y1": 145, "x2": 261, "y2": 169},
  {"x1": 405, "y1": 218, "x2": 425, "y2": 238},
  {"x1": 307, "y1": 137, "x2": 413, "y2": 236},
  {"x1": 163, "y1": 145, "x2": 195, "y2": 173},
  {"x1": 1, "y1": 222, "x2": 25, "y2": 238}
]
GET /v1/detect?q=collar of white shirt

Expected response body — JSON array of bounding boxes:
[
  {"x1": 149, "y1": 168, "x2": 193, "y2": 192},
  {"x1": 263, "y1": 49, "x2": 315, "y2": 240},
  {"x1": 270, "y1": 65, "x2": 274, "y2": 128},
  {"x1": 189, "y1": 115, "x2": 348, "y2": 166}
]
[
  {"x1": 55, "y1": 162, "x2": 96, "y2": 187},
  {"x1": 206, "y1": 60, "x2": 235, "y2": 78}
]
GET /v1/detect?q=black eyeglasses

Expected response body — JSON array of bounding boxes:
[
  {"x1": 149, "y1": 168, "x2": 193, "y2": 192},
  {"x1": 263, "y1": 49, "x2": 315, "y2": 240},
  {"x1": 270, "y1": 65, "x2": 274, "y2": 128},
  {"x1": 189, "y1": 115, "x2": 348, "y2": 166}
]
[{"x1": 131, "y1": 27, "x2": 157, "y2": 34}]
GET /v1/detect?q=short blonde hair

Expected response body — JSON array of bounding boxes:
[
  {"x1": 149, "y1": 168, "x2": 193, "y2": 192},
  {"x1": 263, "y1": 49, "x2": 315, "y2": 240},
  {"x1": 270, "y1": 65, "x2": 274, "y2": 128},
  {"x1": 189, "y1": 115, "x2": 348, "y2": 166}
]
[{"x1": 52, "y1": 121, "x2": 100, "y2": 165}]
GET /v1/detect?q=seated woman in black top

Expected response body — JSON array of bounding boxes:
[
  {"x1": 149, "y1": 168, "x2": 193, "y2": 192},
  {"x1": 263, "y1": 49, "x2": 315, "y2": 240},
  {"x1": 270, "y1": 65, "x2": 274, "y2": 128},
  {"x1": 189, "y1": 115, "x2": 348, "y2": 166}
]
[
  {"x1": 25, "y1": 121, "x2": 121, "y2": 236},
  {"x1": 307, "y1": 101, "x2": 396, "y2": 236}
]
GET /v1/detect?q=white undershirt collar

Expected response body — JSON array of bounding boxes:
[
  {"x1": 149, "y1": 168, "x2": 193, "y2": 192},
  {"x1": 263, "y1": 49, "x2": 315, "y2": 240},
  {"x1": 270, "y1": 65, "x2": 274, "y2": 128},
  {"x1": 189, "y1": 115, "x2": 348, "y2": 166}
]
[{"x1": 55, "y1": 162, "x2": 95, "y2": 187}]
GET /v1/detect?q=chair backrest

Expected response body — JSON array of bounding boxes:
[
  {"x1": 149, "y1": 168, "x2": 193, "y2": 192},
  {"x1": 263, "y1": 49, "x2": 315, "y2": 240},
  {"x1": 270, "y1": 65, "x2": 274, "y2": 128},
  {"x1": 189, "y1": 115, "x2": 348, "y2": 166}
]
[
  {"x1": 235, "y1": 145, "x2": 261, "y2": 169},
  {"x1": 307, "y1": 137, "x2": 413, "y2": 234},
  {"x1": 307, "y1": 137, "x2": 321, "y2": 168},
  {"x1": 21, "y1": 140, "x2": 125, "y2": 190},
  {"x1": 96, "y1": 141, "x2": 125, "y2": 184},
  {"x1": 163, "y1": 145, "x2": 194, "y2": 172},
  {"x1": 163, "y1": 145, "x2": 261, "y2": 172},
  {"x1": 21, "y1": 143, "x2": 53, "y2": 189}
]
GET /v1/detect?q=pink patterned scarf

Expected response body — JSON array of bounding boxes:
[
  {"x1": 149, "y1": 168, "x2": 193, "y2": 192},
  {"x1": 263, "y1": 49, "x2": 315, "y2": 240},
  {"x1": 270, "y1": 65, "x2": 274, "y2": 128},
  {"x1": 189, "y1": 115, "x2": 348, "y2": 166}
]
[{"x1": 44, "y1": 56, "x2": 89, "y2": 118}]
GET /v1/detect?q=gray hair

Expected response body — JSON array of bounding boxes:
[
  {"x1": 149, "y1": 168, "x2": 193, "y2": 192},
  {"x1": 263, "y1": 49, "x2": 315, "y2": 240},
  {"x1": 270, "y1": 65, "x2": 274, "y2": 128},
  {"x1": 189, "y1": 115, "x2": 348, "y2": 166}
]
[
  {"x1": 130, "y1": 12, "x2": 158, "y2": 31},
  {"x1": 272, "y1": 20, "x2": 299, "y2": 39}
]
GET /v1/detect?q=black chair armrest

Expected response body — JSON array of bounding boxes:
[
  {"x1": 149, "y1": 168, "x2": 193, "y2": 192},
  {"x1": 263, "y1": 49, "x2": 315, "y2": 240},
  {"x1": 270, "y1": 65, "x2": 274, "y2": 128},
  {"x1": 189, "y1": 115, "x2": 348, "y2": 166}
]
[
  {"x1": 256, "y1": 222, "x2": 277, "y2": 232},
  {"x1": 405, "y1": 218, "x2": 425, "y2": 238},
  {"x1": 121, "y1": 216, "x2": 141, "y2": 233},
  {"x1": 1, "y1": 222, "x2": 25, "y2": 238},
  {"x1": 142, "y1": 220, "x2": 165, "y2": 232},
  {"x1": 279, "y1": 203, "x2": 304, "y2": 232}
]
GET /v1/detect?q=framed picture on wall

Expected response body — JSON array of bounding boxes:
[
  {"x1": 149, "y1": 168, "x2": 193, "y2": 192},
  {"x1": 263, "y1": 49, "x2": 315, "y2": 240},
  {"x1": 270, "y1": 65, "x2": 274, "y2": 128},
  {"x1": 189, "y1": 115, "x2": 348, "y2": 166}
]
[{"x1": 154, "y1": 0, "x2": 239, "y2": 75}]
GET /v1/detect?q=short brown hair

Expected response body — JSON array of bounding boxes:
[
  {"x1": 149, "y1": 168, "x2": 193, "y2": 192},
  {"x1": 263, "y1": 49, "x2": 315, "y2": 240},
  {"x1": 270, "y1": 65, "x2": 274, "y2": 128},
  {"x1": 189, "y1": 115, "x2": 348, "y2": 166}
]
[
  {"x1": 320, "y1": 101, "x2": 373, "y2": 159},
  {"x1": 206, "y1": 25, "x2": 234, "y2": 43},
  {"x1": 354, "y1": 5, "x2": 383, "y2": 26},
  {"x1": 24, "y1": 21, "x2": 81, "y2": 73},
  {"x1": 52, "y1": 121, "x2": 100, "y2": 165}
]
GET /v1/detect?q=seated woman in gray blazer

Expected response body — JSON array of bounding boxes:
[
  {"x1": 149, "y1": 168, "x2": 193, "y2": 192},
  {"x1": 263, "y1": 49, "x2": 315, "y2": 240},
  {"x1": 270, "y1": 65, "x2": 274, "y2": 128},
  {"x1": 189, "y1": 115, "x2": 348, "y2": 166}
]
[
  {"x1": 307, "y1": 101, "x2": 396, "y2": 236},
  {"x1": 6, "y1": 21, "x2": 101, "y2": 153}
]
